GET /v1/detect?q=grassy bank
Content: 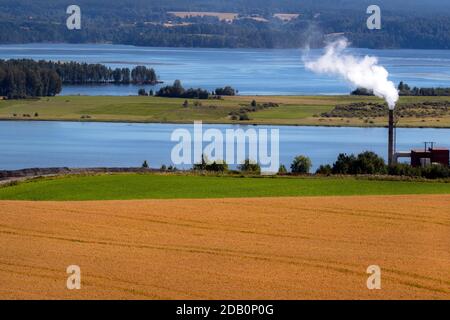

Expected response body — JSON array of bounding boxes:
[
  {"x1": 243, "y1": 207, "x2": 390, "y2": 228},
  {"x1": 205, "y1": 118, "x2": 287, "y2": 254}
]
[
  {"x1": 0, "y1": 173, "x2": 449, "y2": 201},
  {"x1": 1, "y1": 95, "x2": 450, "y2": 127}
]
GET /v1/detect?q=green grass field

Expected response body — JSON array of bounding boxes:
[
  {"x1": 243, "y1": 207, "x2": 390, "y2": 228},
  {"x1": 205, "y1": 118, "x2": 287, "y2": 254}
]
[
  {"x1": 1, "y1": 95, "x2": 449, "y2": 127},
  {"x1": 0, "y1": 174, "x2": 449, "y2": 201}
]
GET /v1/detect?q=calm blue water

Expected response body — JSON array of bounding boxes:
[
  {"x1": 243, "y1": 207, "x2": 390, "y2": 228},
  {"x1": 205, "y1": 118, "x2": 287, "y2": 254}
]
[
  {"x1": 1, "y1": 44, "x2": 450, "y2": 95},
  {"x1": 1, "y1": 121, "x2": 449, "y2": 171},
  {"x1": 1, "y1": 45, "x2": 449, "y2": 171}
]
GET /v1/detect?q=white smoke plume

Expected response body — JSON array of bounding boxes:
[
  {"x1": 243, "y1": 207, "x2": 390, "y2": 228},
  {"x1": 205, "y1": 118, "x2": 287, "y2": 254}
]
[{"x1": 305, "y1": 38, "x2": 399, "y2": 109}]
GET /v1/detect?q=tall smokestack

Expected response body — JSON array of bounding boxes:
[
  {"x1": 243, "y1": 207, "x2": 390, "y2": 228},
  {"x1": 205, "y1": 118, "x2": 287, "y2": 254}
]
[{"x1": 388, "y1": 109, "x2": 394, "y2": 166}]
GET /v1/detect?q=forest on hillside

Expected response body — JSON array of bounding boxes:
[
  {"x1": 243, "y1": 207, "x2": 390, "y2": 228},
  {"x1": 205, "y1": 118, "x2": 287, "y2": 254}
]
[{"x1": 0, "y1": 0, "x2": 449, "y2": 49}]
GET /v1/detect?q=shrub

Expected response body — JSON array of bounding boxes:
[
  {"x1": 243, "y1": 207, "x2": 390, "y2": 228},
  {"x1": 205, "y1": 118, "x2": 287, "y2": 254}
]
[
  {"x1": 239, "y1": 112, "x2": 250, "y2": 121},
  {"x1": 238, "y1": 159, "x2": 261, "y2": 174},
  {"x1": 278, "y1": 164, "x2": 288, "y2": 175},
  {"x1": 193, "y1": 154, "x2": 207, "y2": 171},
  {"x1": 193, "y1": 155, "x2": 228, "y2": 172},
  {"x1": 353, "y1": 151, "x2": 387, "y2": 174},
  {"x1": 138, "y1": 88, "x2": 148, "y2": 96},
  {"x1": 160, "y1": 164, "x2": 167, "y2": 171},
  {"x1": 332, "y1": 151, "x2": 386, "y2": 175},
  {"x1": 157, "y1": 79, "x2": 184, "y2": 97},
  {"x1": 388, "y1": 163, "x2": 449, "y2": 179},
  {"x1": 291, "y1": 155, "x2": 312, "y2": 174},
  {"x1": 420, "y1": 164, "x2": 450, "y2": 179},
  {"x1": 206, "y1": 161, "x2": 229, "y2": 173},
  {"x1": 351, "y1": 87, "x2": 374, "y2": 96},
  {"x1": 215, "y1": 86, "x2": 236, "y2": 96},
  {"x1": 332, "y1": 153, "x2": 357, "y2": 174},
  {"x1": 388, "y1": 163, "x2": 420, "y2": 177},
  {"x1": 156, "y1": 80, "x2": 209, "y2": 99},
  {"x1": 316, "y1": 164, "x2": 332, "y2": 175},
  {"x1": 183, "y1": 88, "x2": 209, "y2": 99}
]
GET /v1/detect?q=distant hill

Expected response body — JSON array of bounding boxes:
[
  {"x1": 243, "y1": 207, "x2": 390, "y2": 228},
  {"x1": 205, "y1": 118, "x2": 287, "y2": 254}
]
[
  {"x1": 3, "y1": 0, "x2": 446, "y2": 15},
  {"x1": 0, "y1": 0, "x2": 449, "y2": 49}
]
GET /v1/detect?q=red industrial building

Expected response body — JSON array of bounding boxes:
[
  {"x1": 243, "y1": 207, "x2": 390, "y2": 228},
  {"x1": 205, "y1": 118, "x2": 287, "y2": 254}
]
[
  {"x1": 410, "y1": 144, "x2": 449, "y2": 167},
  {"x1": 394, "y1": 143, "x2": 449, "y2": 167},
  {"x1": 388, "y1": 111, "x2": 449, "y2": 168}
]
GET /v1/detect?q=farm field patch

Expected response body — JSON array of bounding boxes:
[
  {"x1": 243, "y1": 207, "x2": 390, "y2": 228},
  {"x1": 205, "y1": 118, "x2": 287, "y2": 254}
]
[{"x1": 1, "y1": 195, "x2": 449, "y2": 299}]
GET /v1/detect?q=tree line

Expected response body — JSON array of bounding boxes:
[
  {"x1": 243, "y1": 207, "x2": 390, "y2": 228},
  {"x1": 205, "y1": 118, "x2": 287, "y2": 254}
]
[
  {"x1": 397, "y1": 81, "x2": 450, "y2": 96},
  {"x1": 0, "y1": 59, "x2": 158, "y2": 98},
  {"x1": 34, "y1": 60, "x2": 158, "y2": 85},
  {"x1": 316, "y1": 151, "x2": 449, "y2": 179},
  {"x1": 352, "y1": 82, "x2": 450, "y2": 97}
]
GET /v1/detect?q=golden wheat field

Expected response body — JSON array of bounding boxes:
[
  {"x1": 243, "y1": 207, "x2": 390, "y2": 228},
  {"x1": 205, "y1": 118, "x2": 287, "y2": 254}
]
[{"x1": 1, "y1": 195, "x2": 450, "y2": 300}]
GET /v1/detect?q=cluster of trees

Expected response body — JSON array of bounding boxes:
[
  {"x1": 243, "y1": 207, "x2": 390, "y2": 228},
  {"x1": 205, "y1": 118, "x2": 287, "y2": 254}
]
[
  {"x1": 397, "y1": 82, "x2": 450, "y2": 96},
  {"x1": 191, "y1": 154, "x2": 313, "y2": 175},
  {"x1": 156, "y1": 80, "x2": 209, "y2": 99},
  {"x1": 316, "y1": 152, "x2": 387, "y2": 175},
  {"x1": 140, "y1": 83, "x2": 238, "y2": 99},
  {"x1": 290, "y1": 156, "x2": 312, "y2": 174},
  {"x1": 138, "y1": 88, "x2": 154, "y2": 96},
  {"x1": 350, "y1": 88, "x2": 374, "y2": 96},
  {"x1": 0, "y1": 60, "x2": 62, "y2": 98},
  {"x1": 1, "y1": 0, "x2": 450, "y2": 49},
  {"x1": 214, "y1": 86, "x2": 236, "y2": 96},
  {"x1": 238, "y1": 159, "x2": 261, "y2": 174},
  {"x1": 0, "y1": 59, "x2": 159, "y2": 98},
  {"x1": 352, "y1": 82, "x2": 450, "y2": 97},
  {"x1": 130, "y1": 66, "x2": 159, "y2": 84},
  {"x1": 192, "y1": 157, "x2": 262, "y2": 174},
  {"x1": 315, "y1": 151, "x2": 449, "y2": 179},
  {"x1": 193, "y1": 155, "x2": 229, "y2": 173}
]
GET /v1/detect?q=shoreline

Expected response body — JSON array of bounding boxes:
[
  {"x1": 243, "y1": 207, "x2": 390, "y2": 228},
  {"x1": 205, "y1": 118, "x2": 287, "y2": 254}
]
[
  {"x1": 3, "y1": 41, "x2": 450, "y2": 51},
  {"x1": 0, "y1": 167, "x2": 158, "y2": 186},
  {"x1": 1, "y1": 117, "x2": 450, "y2": 129}
]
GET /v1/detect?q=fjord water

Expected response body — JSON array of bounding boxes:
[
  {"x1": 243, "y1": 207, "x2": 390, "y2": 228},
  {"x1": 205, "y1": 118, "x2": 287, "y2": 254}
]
[
  {"x1": 1, "y1": 121, "x2": 449, "y2": 171},
  {"x1": 1, "y1": 44, "x2": 450, "y2": 95}
]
